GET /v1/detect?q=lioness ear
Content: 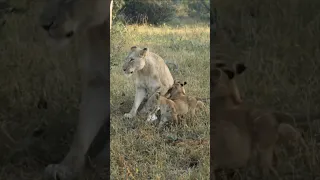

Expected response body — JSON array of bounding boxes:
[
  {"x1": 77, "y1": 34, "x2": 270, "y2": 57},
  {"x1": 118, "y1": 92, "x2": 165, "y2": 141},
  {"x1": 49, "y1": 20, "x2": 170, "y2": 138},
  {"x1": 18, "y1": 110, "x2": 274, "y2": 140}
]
[
  {"x1": 131, "y1": 46, "x2": 137, "y2": 51},
  {"x1": 140, "y1": 47, "x2": 149, "y2": 57},
  {"x1": 211, "y1": 68, "x2": 222, "y2": 81},
  {"x1": 235, "y1": 63, "x2": 246, "y2": 75},
  {"x1": 223, "y1": 69, "x2": 235, "y2": 79}
]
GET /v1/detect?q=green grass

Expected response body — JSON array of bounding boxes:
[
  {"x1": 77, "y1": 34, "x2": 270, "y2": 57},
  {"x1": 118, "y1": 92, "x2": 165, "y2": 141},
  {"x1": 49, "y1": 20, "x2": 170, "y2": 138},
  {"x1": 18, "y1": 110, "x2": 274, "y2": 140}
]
[
  {"x1": 110, "y1": 19, "x2": 210, "y2": 179},
  {"x1": 214, "y1": 0, "x2": 320, "y2": 179},
  {"x1": 0, "y1": 0, "x2": 209, "y2": 178}
]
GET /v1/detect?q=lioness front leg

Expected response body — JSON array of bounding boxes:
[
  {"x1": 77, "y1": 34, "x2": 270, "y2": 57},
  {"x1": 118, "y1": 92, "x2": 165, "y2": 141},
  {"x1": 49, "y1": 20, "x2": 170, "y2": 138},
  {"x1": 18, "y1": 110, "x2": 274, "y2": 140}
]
[
  {"x1": 124, "y1": 87, "x2": 146, "y2": 119},
  {"x1": 44, "y1": 76, "x2": 108, "y2": 180},
  {"x1": 144, "y1": 86, "x2": 161, "y2": 122}
]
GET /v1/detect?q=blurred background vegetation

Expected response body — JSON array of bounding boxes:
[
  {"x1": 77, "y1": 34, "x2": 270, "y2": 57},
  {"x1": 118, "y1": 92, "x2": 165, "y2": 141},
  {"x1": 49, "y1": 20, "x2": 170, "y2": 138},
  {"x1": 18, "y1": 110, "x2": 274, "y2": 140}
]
[{"x1": 112, "y1": 0, "x2": 209, "y2": 25}]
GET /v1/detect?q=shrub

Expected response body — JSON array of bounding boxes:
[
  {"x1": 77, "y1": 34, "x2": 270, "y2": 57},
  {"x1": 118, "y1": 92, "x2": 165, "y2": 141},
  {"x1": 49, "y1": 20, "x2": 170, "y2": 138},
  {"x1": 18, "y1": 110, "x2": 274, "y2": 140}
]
[
  {"x1": 112, "y1": 0, "x2": 125, "y2": 20},
  {"x1": 187, "y1": 0, "x2": 210, "y2": 20},
  {"x1": 120, "y1": 0, "x2": 176, "y2": 25}
]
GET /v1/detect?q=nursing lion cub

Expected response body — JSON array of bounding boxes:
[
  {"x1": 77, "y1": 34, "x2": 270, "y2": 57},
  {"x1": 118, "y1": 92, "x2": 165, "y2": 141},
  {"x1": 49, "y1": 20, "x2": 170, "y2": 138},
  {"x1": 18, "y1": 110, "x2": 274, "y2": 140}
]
[
  {"x1": 211, "y1": 64, "x2": 309, "y2": 179},
  {"x1": 141, "y1": 80, "x2": 205, "y2": 127},
  {"x1": 122, "y1": 46, "x2": 174, "y2": 121}
]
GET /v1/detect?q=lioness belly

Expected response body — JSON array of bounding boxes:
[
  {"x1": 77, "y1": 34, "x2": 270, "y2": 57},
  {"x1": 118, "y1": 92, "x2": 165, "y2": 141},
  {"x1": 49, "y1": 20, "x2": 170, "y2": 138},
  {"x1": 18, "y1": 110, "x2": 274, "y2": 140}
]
[{"x1": 136, "y1": 76, "x2": 166, "y2": 95}]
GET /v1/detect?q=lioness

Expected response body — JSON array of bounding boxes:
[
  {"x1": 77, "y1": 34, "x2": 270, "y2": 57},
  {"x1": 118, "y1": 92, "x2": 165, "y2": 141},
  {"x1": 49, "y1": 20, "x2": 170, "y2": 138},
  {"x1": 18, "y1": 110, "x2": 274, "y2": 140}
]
[
  {"x1": 39, "y1": 0, "x2": 113, "y2": 179},
  {"x1": 211, "y1": 65, "x2": 309, "y2": 179},
  {"x1": 122, "y1": 46, "x2": 174, "y2": 121}
]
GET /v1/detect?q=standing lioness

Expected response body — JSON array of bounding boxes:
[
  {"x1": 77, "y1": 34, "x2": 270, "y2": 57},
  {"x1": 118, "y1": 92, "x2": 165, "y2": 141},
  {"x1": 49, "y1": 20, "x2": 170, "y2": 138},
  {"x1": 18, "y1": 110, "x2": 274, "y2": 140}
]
[{"x1": 122, "y1": 46, "x2": 174, "y2": 120}]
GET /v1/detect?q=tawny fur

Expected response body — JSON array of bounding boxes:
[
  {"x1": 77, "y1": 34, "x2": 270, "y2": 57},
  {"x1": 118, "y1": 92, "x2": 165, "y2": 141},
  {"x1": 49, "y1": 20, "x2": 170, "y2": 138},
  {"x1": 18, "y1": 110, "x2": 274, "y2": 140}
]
[
  {"x1": 143, "y1": 80, "x2": 206, "y2": 127},
  {"x1": 39, "y1": 0, "x2": 113, "y2": 179},
  {"x1": 141, "y1": 90, "x2": 179, "y2": 127},
  {"x1": 211, "y1": 64, "x2": 310, "y2": 179},
  {"x1": 122, "y1": 46, "x2": 174, "y2": 120},
  {"x1": 166, "y1": 80, "x2": 205, "y2": 124}
]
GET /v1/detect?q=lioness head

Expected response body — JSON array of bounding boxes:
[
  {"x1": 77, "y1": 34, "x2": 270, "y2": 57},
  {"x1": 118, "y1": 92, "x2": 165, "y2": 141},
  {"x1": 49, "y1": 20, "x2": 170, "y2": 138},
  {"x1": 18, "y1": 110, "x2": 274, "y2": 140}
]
[
  {"x1": 39, "y1": 0, "x2": 112, "y2": 46},
  {"x1": 165, "y1": 80, "x2": 187, "y2": 98},
  {"x1": 122, "y1": 46, "x2": 149, "y2": 77},
  {"x1": 211, "y1": 63, "x2": 246, "y2": 104}
]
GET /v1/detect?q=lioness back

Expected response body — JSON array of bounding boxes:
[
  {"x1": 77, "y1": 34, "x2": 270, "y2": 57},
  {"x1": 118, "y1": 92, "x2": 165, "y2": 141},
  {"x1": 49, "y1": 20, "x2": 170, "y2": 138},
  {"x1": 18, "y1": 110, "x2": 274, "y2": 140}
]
[{"x1": 145, "y1": 52, "x2": 174, "y2": 94}]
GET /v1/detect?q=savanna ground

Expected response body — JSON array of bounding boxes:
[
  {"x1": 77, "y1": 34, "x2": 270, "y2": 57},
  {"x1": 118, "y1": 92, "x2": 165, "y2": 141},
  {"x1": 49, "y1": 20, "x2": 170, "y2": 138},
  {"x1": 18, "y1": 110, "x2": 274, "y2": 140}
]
[
  {"x1": 214, "y1": 0, "x2": 320, "y2": 179},
  {"x1": 110, "y1": 19, "x2": 210, "y2": 179}
]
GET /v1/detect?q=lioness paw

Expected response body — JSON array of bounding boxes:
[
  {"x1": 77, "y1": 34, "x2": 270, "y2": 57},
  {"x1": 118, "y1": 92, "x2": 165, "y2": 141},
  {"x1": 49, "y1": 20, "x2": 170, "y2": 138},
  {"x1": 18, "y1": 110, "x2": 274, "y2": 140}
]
[
  {"x1": 124, "y1": 113, "x2": 134, "y2": 119},
  {"x1": 44, "y1": 164, "x2": 76, "y2": 180}
]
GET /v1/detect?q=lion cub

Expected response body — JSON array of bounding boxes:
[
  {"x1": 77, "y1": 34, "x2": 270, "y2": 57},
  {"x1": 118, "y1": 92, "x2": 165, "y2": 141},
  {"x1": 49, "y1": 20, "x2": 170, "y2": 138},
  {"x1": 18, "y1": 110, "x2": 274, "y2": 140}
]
[
  {"x1": 165, "y1": 80, "x2": 205, "y2": 121},
  {"x1": 141, "y1": 80, "x2": 205, "y2": 127},
  {"x1": 211, "y1": 64, "x2": 309, "y2": 179}
]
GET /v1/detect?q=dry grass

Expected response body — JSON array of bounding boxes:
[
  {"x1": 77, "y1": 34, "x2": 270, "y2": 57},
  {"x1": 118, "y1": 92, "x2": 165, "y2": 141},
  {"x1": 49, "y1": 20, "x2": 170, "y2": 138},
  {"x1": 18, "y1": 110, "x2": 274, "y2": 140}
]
[
  {"x1": 214, "y1": 0, "x2": 320, "y2": 179},
  {"x1": 110, "y1": 19, "x2": 210, "y2": 179}
]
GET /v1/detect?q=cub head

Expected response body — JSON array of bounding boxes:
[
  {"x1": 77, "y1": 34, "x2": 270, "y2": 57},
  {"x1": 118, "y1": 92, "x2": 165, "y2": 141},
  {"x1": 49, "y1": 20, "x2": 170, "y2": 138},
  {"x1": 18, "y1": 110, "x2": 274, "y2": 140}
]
[
  {"x1": 211, "y1": 63, "x2": 246, "y2": 104},
  {"x1": 165, "y1": 80, "x2": 187, "y2": 98},
  {"x1": 213, "y1": 60, "x2": 246, "y2": 74},
  {"x1": 39, "y1": 0, "x2": 112, "y2": 46},
  {"x1": 122, "y1": 46, "x2": 148, "y2": 77}
]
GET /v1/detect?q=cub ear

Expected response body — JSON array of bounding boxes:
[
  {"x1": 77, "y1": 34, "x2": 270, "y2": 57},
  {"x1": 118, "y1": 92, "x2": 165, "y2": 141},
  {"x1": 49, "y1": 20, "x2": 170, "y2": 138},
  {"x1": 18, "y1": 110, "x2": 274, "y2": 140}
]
[
  {"x1": 235, "y1": 63, "x2": 246, "y2": 75},
  {"x1": 131, "y1": 46, "x2": 137, "y2": 51},
  {"x1": 211, "y1": 68, "x2": 222, "y2": 81},
  {"x1": 140, "y1": 47, "x2": 149, "y2": 57},
  {"x1": 183, "y1": 81, "x2": 187, "y2": 85},
  {"x1": 223, "y1": 69, "x2": 235, "y2": 79}
]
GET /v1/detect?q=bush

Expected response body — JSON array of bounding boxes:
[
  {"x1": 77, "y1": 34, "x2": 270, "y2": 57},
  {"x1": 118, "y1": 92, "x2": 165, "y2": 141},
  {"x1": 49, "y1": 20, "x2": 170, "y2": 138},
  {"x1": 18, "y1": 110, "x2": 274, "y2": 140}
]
[
  {"x1": 112, "y1": 0, "x2": 125, "y2": 20},
  {"x1": 187, "y1": 0, "x2": 210, "y2": 20},
  {"x1": 120, "y1": 0, "x2": 176, "y2": 25}
]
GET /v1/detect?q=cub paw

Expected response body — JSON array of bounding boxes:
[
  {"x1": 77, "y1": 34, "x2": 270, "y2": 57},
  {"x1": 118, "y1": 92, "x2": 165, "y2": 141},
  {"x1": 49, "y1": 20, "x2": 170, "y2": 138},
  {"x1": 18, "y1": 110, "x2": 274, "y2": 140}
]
[
  {"x1": 44, "y1": 164, "x2": 77, "y2": 180},
  {"x1": 147, "y1": 114, "x2": 158, "y2": 122},
  {"x1": 124, "y1": 113, "x2": 134, "y2": 119}
]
